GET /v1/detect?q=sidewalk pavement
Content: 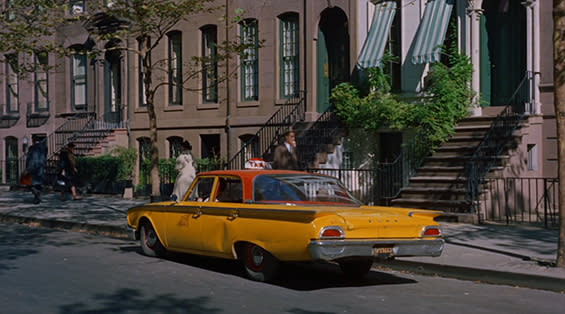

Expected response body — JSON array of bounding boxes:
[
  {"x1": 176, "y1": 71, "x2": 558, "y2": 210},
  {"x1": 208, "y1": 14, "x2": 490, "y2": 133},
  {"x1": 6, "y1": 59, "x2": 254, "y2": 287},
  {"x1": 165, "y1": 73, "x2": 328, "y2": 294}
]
[{"x1": 1, "y1": 187, "x2": 564, "y2": 292}]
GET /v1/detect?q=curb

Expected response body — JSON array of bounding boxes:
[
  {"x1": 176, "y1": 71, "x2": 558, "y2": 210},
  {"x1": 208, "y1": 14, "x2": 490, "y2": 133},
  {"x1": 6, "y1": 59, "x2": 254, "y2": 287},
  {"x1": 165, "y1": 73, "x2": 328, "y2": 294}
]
[
  {"x1": 2, "y1": 213, "x2": 565, "y2": 293},
  {"x1": 373, "y1": 259, "x2": 565, "y2": 293},
  {"x1": 0, "y1": 214, "x2": 130, "y2": 239}
]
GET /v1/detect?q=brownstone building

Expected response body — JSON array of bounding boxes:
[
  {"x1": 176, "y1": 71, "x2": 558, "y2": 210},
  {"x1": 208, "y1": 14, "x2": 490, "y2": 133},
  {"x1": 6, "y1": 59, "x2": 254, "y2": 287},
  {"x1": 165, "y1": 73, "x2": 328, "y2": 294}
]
[{"x1": 0, "y1": 0, "x2": 559, "y2": 223}]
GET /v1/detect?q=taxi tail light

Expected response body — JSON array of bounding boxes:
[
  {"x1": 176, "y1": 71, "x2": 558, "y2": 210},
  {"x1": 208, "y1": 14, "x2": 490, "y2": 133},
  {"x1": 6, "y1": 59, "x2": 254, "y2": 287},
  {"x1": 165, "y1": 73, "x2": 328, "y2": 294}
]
[
  {"x1": 319, "y1": 226, "x2": 344, "y2": 239},
  {"x1": 422, "y1": 226, "x2": 441, "y2": 237}
]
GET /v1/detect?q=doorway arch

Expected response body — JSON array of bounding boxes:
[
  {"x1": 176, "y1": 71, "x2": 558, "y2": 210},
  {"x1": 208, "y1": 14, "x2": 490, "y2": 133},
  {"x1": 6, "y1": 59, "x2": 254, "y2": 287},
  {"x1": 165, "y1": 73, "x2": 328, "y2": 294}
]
[
  {"x1": 480, "y1": 0, "x2": 526, "y2": 107},
  {"x1": 316, "y1": 7, "x2": 350, "y2": 113}
]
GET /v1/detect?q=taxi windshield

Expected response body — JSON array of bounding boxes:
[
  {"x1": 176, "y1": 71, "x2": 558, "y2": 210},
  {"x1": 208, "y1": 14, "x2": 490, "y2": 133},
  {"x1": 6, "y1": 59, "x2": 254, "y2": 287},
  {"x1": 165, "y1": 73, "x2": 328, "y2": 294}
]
[{"x1": 252, "y1": 174, "x2": 361, "y2": 205}]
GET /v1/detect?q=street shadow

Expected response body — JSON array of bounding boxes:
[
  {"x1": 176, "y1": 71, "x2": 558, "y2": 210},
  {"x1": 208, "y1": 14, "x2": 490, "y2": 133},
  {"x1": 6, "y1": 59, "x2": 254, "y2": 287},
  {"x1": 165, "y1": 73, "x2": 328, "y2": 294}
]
[
  {"x1": 132, "y1": 250, "x2": 416, "y2": 291},
  {"x1": 0, "y1": 224, "x2": 59, "y2": 275},
  {"x1": 445, "y1": 223, "x2": 558, "y2": 258},
  {"x1": 59, "y1": 288, "x2": 221, "y2": 314}
]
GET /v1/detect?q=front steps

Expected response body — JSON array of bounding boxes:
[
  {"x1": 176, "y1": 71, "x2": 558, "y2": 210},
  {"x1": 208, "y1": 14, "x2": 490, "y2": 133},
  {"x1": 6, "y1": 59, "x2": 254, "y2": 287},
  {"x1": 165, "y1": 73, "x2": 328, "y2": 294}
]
[{"x1": 391, "y1": 113, "x2": 522, "y2": 217}]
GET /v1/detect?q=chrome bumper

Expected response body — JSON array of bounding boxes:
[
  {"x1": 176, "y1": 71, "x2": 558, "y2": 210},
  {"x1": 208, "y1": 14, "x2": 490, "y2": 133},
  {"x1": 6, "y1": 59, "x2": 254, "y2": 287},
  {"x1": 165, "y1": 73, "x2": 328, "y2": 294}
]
[{"x1": 308, "y1": 238, "x2": 444, "y2": 261}]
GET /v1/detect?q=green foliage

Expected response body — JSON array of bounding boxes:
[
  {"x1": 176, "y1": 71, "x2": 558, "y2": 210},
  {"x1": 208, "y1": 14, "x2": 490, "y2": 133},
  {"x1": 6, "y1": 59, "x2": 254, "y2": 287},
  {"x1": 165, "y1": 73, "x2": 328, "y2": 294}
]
[
  {"x1": 196, "y1": 157, "x2": 224, "y2": 172},
  {"x1": 331, "y1": 51, "x2": 473, "y2": 147},
  {"x1": 109, "y1": 146, "x2": 137, "y2": 180},
  {"x1": 140, "y1": 158, "x2": 176, "y2": 184},
  {"x1": 76, "y1": 156, "x2": 122, "y2": 183}
]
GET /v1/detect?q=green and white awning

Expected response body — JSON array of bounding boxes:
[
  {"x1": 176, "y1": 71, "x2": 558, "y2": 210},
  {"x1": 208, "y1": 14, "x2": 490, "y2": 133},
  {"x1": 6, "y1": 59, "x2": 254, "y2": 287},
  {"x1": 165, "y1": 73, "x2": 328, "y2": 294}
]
[
  {"x1": 411, "y1": 0, "x2": 454, "y2": 64},
  {"x1": 356, "y1": 1, "x2": 397, "y2": 69}
]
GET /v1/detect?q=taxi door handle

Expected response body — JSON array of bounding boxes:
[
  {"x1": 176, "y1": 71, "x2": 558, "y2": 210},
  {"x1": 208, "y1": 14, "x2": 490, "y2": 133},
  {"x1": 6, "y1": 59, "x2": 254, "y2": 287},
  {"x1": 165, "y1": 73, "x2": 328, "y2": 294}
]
[
  {"x1": 227, "y1": 208, "x2": 239, "y2": 221},
  {"x1": 192, "y1": 209, "x2": 202, "y2": 219}
]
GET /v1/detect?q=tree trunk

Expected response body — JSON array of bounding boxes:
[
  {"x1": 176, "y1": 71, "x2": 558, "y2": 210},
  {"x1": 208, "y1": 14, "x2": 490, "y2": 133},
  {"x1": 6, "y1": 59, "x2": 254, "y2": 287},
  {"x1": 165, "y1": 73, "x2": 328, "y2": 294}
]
[
  {"x1": 141, "y1": 41, "x2": 161, "y2": 199},
  {"x1": 553, "y1": 0, "x2": 565, "y2": 267}
]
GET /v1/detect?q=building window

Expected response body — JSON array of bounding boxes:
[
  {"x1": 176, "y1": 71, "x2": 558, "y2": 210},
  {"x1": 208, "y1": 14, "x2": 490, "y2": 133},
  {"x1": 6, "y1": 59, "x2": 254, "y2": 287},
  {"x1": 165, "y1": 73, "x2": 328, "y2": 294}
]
[
  {"x1": 201, "y1": 25, "x2": 218, "y2": 103},
  {"x1": 527, "y1": 144, "x2": 537, "y2": 171},
  {"x1": 384, "y1": 0, "x2": 401, "y2": 92},
  {"x1": 241, "y1": 19, "x2": 258, "y2": 101},
  {"x1": 69, "y1": 0, "x2": 84, "y2": 15},
  {"x1": 5, "y1": 54, "x2": 19, "y2": 113},
  {"x1": 168, "y1": 31, "x2": 182, "y2": 106},
  {"x1": 5, "y1": 0, "x2": 15, "y2": 21},
  {"x1": 138, "y1": 39, "x2": 148, "y2": 108},
  {"x1": 279, "y1": 13, "x2": 299, "y2": 98},
  {"x1": 201, "y1": 134, "x2": 220, "y2": 159},
  {"x1": 34, "y1": 52, "x2": 49, "y2": 112},
  {"x1": 5, "y1": 136, "x2": 19, "y2": 184},
  {"x1": 239, "y1": 134, "x2": 259, "y2": 168},
  {"x1": 168, "y1": 136, "x2": 183, "y2": 158},
  {"x1": 105, "y1": 48, "x2": 121, "y2": 118},
  {"x1": 70, "y1": 52, "x2": 87, "y2": 110}
]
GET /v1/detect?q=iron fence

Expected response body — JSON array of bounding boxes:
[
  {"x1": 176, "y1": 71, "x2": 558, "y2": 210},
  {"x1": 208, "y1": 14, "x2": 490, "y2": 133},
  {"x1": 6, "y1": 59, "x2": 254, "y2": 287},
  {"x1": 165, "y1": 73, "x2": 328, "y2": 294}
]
[
  {"x1": 306, "y1": 167, "x2": 399, "y2": 206},
  {"x1": 480, "y1": 177, "x2": 559, "y2": 228}
]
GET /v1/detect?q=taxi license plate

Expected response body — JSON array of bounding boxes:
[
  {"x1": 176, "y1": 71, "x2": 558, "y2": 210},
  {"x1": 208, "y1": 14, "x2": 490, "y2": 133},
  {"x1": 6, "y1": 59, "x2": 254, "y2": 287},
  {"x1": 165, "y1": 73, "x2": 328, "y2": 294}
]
[{"x1": 373, "y1": 246, "x2": 394, "y2": 257}]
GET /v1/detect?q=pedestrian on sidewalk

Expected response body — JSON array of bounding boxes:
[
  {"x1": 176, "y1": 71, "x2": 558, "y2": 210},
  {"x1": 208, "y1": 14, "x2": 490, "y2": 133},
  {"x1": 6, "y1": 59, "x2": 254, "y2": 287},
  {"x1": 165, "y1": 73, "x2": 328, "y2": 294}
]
[
  {"x1": 171, "y1": 140, "x2": 196, "y2": 201},
  {"x1": 58, "y1": 142, "x2": 81, "y2": 201},
  {"x1": 25, "y1": 135, "x2": 46, "y2": 204},
  {"x1": 272, "y1": 130, "x2": 299, "y2": 170}
]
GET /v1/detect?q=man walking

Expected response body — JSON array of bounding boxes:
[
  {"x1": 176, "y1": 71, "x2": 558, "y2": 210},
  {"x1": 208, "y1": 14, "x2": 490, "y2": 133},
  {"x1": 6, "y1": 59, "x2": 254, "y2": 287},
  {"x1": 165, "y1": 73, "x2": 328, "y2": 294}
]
[
  {"x1": 272, "y1": 130, "x2": 299, "y2": 170},
  {"x1": 25, "y1": 136, "x2": 46, "y2": 204}
]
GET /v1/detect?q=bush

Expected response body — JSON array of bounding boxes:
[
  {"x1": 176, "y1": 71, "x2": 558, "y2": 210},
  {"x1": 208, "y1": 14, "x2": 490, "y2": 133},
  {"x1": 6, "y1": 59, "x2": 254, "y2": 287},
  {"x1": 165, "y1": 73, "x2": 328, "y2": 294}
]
[{"x1": 76, "y1": 155, "x2": 122, "y2": 183}]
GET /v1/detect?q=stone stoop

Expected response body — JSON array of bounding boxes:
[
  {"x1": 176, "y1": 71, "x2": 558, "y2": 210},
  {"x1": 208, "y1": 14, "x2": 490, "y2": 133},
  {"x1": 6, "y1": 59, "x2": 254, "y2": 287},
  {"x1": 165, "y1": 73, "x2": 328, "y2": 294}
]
[
  {"x1": 390, "y1": 113, "x2": 523, "y2": 219},
  {"x1": 74, "y1": 128, "x2": 128, "y2": 157}
]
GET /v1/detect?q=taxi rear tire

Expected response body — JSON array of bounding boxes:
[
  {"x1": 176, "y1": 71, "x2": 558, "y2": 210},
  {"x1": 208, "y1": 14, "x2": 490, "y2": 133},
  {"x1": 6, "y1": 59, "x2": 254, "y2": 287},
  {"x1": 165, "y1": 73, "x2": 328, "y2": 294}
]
[
  {"x1": 339, "y1": 258, "x2": 373, "y2": 280},
  {"x1": 140, "y1": 222, "x2": 165, "y2": 257},
  {"x1": 242, "y1": 243, "x2": 279, "y2": 282}
]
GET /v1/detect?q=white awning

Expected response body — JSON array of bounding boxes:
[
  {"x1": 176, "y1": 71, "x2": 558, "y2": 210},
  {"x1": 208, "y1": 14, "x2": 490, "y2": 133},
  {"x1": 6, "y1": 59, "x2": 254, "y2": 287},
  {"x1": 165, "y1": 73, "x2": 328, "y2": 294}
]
[
  {"x1": 411, "y1": 0, "x2": 454, "y2": 64},
  {"x1": 356, "y1": 1, "x2": 397, "y2": 69}
]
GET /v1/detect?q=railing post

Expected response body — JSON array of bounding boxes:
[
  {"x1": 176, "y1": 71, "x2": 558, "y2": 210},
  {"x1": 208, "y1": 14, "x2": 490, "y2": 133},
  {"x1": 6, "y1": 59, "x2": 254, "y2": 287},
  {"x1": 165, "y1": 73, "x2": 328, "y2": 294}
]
[{"x1": 544, "y1": 178, "x2": 548, "y2": 229}]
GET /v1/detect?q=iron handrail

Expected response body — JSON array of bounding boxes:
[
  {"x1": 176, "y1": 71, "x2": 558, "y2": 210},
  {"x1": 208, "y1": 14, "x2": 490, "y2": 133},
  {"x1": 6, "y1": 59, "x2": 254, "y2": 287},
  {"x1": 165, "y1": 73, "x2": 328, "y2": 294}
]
[
  {"x1": 227, "y1": 91, "x2": 306, "y2": 169},
  {"x1": 465, "y1": 71, "x2": 532, "y2": 216}
]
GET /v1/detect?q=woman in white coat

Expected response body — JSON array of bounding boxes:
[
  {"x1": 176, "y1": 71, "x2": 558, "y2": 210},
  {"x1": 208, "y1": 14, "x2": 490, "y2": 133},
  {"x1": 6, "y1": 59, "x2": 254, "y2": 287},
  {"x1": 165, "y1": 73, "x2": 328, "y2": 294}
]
[{"x1": 171, "y1": 141, "x2": 196, "y2": 201}]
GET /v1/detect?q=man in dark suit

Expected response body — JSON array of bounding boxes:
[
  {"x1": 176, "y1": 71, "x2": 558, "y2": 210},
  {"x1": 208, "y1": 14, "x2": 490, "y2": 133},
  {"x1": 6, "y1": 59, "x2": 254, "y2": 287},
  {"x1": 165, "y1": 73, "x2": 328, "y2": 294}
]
[{"x1": 272, "y1": 130, "x2": 299, "y2": 170}]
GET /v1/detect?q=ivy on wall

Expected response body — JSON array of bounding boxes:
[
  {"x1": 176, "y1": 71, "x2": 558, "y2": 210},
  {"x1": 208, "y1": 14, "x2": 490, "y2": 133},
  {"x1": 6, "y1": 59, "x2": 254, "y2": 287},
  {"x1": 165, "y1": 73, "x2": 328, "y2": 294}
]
[{"x1": 331, "y1": 49, "x2": 473, "y2": 149}]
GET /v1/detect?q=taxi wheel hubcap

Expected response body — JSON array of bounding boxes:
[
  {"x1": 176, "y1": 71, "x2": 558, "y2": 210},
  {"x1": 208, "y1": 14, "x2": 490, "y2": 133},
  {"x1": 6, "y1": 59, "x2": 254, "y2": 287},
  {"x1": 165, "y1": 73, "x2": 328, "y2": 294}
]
[
  {"x1": 248, "y1": 245, "x2": 264, "y2": 270},
  {"x1": 145, "y1": 229, "x2": 157, "y2": 247}
]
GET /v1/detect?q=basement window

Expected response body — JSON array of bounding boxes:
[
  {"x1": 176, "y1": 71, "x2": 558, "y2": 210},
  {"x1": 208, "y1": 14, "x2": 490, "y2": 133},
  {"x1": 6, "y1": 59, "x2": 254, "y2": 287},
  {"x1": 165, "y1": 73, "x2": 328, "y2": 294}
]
[{"x1": 526, "y1": 144, "x2": 537, "y2": 171}]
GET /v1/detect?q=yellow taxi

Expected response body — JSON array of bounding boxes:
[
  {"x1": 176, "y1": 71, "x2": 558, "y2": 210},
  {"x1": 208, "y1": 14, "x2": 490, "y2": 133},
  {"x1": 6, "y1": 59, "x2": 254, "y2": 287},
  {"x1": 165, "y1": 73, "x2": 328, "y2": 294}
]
[{"x1": 127, "y1": 170, "x2": 444, "y2": 282}]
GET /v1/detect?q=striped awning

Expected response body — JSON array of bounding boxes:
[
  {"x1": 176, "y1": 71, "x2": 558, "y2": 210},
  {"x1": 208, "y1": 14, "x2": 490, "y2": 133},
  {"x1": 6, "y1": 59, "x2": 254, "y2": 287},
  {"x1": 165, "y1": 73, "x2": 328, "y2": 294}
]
[
  {"x1": 411, "y1": 0, "x2": 454, "y2": 64},
  {"x1": 356, "y1": 1, "x2": 397, "y2": 69}
]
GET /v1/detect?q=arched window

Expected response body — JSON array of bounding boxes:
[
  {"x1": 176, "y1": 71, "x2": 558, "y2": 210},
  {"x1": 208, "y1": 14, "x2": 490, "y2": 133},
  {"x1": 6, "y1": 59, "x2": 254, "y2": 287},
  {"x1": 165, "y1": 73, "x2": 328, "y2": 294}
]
[
  {"x1": 5, "y1": 136, "x2": 19, "y2": 184},
  {"x1": 168, "y1": 136, "x2": 183, "y2": 158}
]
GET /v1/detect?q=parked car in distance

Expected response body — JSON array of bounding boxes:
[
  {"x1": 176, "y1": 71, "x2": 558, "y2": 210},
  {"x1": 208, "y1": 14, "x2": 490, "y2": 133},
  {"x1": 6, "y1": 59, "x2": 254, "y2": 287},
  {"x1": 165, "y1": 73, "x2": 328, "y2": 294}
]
[{"x1": 127, "y1": 170, "x2": 444, "y2": 282}]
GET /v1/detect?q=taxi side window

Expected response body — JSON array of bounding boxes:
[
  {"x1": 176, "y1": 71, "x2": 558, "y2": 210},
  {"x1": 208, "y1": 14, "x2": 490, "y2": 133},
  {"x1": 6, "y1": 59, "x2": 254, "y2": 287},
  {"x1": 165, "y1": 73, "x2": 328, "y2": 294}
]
[
  {"x1": 187, "y1": 177, "x2": 215, "y2": 201},
  {"x1": 215, "y1": 177, "x2": 243, "y2": 203}
]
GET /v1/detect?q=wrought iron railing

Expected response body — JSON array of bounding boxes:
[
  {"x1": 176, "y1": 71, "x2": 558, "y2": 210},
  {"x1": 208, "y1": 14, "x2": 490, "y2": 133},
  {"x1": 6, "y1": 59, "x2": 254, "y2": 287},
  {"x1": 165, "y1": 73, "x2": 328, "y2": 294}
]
[
  {"x1": 14, "y1": 107, "x2": 127, "y2": 185},
  {"x1": 465, "y1": 72, "x2": 532, "y2": 217},
  {"x1": 378, "y1": 131, "x2": 432, "y2": 204},
  {"x1": 227, "y1": 91, "x2": 306, "y2": 169},
  {"x1": 480, "y1": 177, "x2": 559, "y2": 228},
  {"x1": 296, "y1": 106, "x2": 341, "y2": 167}
]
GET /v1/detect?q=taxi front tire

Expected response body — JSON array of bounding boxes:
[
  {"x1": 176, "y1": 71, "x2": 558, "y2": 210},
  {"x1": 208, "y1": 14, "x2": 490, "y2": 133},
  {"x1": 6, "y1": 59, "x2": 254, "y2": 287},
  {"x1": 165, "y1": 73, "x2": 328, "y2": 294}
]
[{"x1": 140, "y1": 222, "x2": 166, "y2": 258}]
